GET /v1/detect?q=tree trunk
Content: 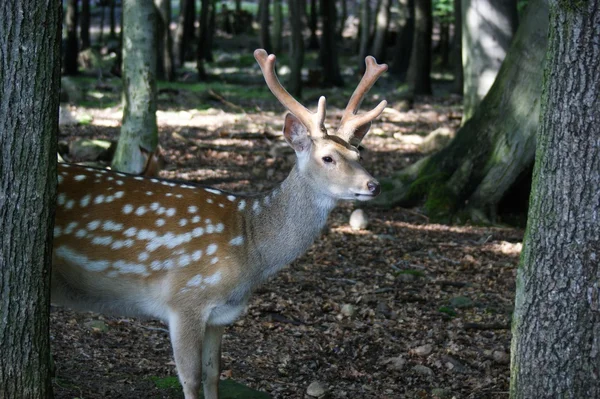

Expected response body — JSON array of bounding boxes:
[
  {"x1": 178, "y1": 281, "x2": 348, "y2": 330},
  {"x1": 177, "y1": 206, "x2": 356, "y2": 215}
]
[
  {"x1": 358, "y1": 0, "x2": 372, "y2": 71},
  {"x1": 461, "y1": 0, "x2": 517, "y2": 122},
  {"x1": 406, "y1": 0, "x2": 432, "y2": 94},
  {"x1": 0, "y1": 0, "x2": 60, "y2": 397},
  {"x1": 196, "y1": 0, "x2": 211, "y2": 80},
  {"x1": 175, "y1": 0, "x2": 196, "y2": 66},
  {"x1": 109, "y1": 0, "x2": 117, "y2": 40},
  {"x1": 375, "y1": 0, "x2": 548, "y2": 222},
  {"x1": 288, "y1": 0, "x2": 304, "y2": 98},
  {"x1": 450, "y1": 0, "x2": 463, "y2": 93},
  {"x1": 272, "y1": 0, "x2": 283, "y2": 54},
  {"x1": 80, "y1": 0, "x2": 91, "y2": 50},
  {"x1": 259, "y1": 0, "x2": 272, "y2": 52},
  {"x1": 437, "y1": 22, "x2": 450, "y2": 69},
  {"x1": 155, "y1": 0, "x2": 175, "y2": 81},
  {"x1": 390, "y1": 0, "x2": 414, "y2": 79},
  {"x1": 206, "y1": 0, "x2": 215, "y2": 62},
  {"x1": 372, "y1": 0, "x2": 392, "y2": 61},
  {"x1": 112, "y1": 0, "x2": 158, "y2": 174},
  {"x1": 338, "y1": 0, "x2": 348, "y2": 38},
  {"x1": 510, "y1": 1, "x2": 600, "y2": 397},
  {"x1": 308, "y1": 0, "x2": 319, "y2": 49},
  {"x1": 319, "y1": 0, "x2": 344, "y2": 87},
  {"x1": 64, "y1": 0, "x2": 79, "y2": 75}
]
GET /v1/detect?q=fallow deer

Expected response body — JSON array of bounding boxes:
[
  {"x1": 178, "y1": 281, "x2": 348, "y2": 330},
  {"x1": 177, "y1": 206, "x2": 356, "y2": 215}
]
[{"x1": 52, "y1": 49, "x2": 387, "y2": 399}]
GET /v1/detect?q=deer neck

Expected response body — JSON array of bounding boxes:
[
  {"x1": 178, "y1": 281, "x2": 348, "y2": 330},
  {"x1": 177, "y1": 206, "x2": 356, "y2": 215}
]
[{"x1": 243, "y1": 165, "x2": 337, "y2": 283}]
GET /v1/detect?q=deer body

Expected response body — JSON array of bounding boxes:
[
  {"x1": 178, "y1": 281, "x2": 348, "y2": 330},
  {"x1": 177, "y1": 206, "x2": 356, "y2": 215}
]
[{"x1": 52, "y1": 49, "x2": 387, "y2": 399}]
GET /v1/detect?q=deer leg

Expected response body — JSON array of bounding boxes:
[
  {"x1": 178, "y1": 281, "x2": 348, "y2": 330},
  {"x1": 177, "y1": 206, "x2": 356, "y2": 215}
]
[
  {"x1": 169, "y1": 311, "x2": 205, "y2": 399},
  {"x1": 202, "y1": 324, "x2": 225, "y2": 399}
]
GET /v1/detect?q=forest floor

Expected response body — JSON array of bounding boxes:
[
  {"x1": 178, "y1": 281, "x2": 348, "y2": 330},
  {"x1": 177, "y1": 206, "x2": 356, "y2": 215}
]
[{"x1": 52, "y1": 49, "x2": 522, "y2": 399}]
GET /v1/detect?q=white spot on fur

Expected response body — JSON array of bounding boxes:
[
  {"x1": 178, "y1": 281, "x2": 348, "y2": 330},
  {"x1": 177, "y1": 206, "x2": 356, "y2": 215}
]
[
  {"x1": 105, "y1": 195, "x2": 114, "y2": 203},
  {"x1": 218, "y1": 203, "x2": 225, "y2": 208},
  {"x1": 237, "y1": 200, "x2": 246, "y2": 211},
  {"x1": 192, "y1": 227, "x2": 204, "y2": 237},
  {"x1": 57, "y1": 175, "x2": 64, "y2": 184},
  {"x1": 211, "y1": 257, "x2": 219, "y2": 264},
  {"x1": 253, "y1": 200, "x2": 261, "y2": 213},
  {"x1": 156, "y1": 219, "x2": 165, "y2": 227},
  {"x1": 166, "y1": 208, "x2": 176, "y2": 217},
  {"x1": 205, "y1": 188, "x2": 221, "y2": 195},
  {"x1": 207, "y1": 198, "x2": 214, "y2": 204},
  {"x1": 206, "y1": 224, "x2": 215, "y2": 234},
  {"x1": 55, "y1": 246, "x2": 110, "y2": 272},
  {"x1": 192, "y1": 250, "x2": 203, "y2": 261},
  {"x1": 187, "y1": 274, "x2": 203, "y2": 287},
  {"x1": 192, "y1": 216, "x2": 201, "y2": 223},
  {"x1": 75, "y1": 229, "x2": 87, "y2": 238},
  {"x1": 134, "y1": 176, "x2": 144, "y2": 181},
  {"x1": 123, "y1": 204, "x2": 134, "y2": 214},
  {"x1": 178, "y1": 254, "x2": 191, "y2": 267},
  {"x1": 215, "y1": 223, "x2": 224, "y2": 233},
  {"x1": 123, "y1": 227, "x2": 138, "y2": 237},
  {"x1": 150, "y1": 202, "x2": 160, "y2": 211},
  {"x1": 92, "y1": 236, "x2": 113, "y2": 246},
  {"x1": 205, "y1": 270, "x2": 222, "y2": 284},
  {"x1": 206, "y1": 244, "x2": 218, "y2": 255},
  {"x1": 137, "y1": 229, "x2": 158, "y2": 240},
  {"x1": 94, "y1": 195, "x2": 105, "y2": 205},
  {"x1": 146, "y1": 191, "x2": 153, "y2": 196},
  {"x1": 54, "y1": 226, "x2": 62, "y2": 237},
  {"x1": 227, "y1": 195, "x2": 236, "y2": 202},
  {"x1": 115, "y1": 191, "x2": 124, "y2": 198},
  {"x1": 188, "y1": 205, "x2": 198, "y2": 213},
  {"x1": 80, "y1": 194, "x2": 91, "y2": 207},
  {"x1": 138, "y1": 252, "x2": 149, "y2": 262},
  {"x1": 74, "y1": 175, "x2": 86, "y2": 181},
  {"x1": 113, "y1": 260, "x2": 147, "y2": 275},
  {"x1": 57, "y1": 193, "x2": 66, "y2": 206},
  {"x1": 135, "y1": 206, "x2": 147, "y2": 216},
  {"x1": 229, "y1": 236, "x2": 244, "y2": 246},
  {"x1": 179, "y1": 219, "x2": 188, "y2": 227},
  {"x1": 176, "y1": 194, "x2": 183, "y2": 199},
  {"x1": 64, "y1": 222, "x2": 78, "y2": 234},
  {"x1": 102, "y1": 221, "x2": 123, "y2": 232},
  {"x1": 87, "y1": 220, "x2": 100, "y2": 231},
  {"x1": 65, "y1": 200, "x2": 75, "y2": 210}
]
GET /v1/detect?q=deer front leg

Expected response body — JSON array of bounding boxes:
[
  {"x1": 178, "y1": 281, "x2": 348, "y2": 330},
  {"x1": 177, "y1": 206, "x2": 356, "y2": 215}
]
[
  {"x1": 202, "y1": 324, "x2": 225, "y2": 399},
  {"x1": 169, "y1": 311, "x2": 205, "y2": 399}
]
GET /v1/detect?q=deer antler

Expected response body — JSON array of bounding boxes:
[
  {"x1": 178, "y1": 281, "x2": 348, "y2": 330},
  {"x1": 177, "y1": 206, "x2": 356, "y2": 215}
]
[
  {"x1": 337, "y1": 56, "x2": 388, "y2": 144},
  {"x1": 254, "y1": 49, "x2": 327, "y2": 136}
]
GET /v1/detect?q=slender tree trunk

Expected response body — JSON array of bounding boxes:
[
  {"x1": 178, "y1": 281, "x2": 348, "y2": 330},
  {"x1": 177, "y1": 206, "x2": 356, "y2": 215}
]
[
  {"x1": 196, "y1": 0, "x2": 211, "y2": 79},
  {"x1": 437, "y1": 22, "x2": 450, "y2": 68},
  {"x1": 0, "y1": 0, "x2": 60, "y2": 397},
  {"x1": 406, "y1": 0, "x2": 432, "y2": 94},
  {"x1": 99, "y1": 3, "x2": 105, "y2": 43},
  {"x1": 308, "y1": 0, "x2": 319, "y2": 49},
  {"x1": 319, "y1": 0, "x2": 344, "y2": 86},
  {"x1": 461, "y1": 0, "x2": 517, "y2": 122},
  {"x1": 206, "y1": 0, "x2": 215, "y2": 62},
  {"x1": 272, "y1": 0, "x2": 283, "y2": 53},
  {"x1": 109, "y1": 0, "x2": 117, "y2": 40},
  {"x1": 112, "y1": 0, "x2": 158, "y2": 174},
  {"x1": 358, "y1": 0, "x2": 372, "y2": 71},
  {"x1": 372, "y1": 0, "x2": 392, "y2": 61},
  {"x1": 80, "y1": 0, "x2": 91, "y2": 50},
  {"x1": 510, "y1": 1, "x2": 600, "y2": 396},
  {"x1": 338, "y1": 0, "x2": 348, "y2": 38},
  {"x1": 259, "y1": 0, "x2": 272, "y2": 52},
  {"x1": 390, "y1": 0, "x2": 414, "y2": 79},
  {"x1": 175, "y1": 0, "x2": 196, "y2": 66},
  {"x1": 155, "y1": 0, "x2": 175, "y2": 81},
  {"x1": 64, "y1": 0, "x2": 79, "y2": 75},
  {"x1": 288, "y1": 0, "x2": 304, "y2": 97},
  {"x1": 376, "y1": 0, "x2": 548, "y2": 222},
  {"x1": 450, "y1": 0, "x2": 463, "y2": 93}
]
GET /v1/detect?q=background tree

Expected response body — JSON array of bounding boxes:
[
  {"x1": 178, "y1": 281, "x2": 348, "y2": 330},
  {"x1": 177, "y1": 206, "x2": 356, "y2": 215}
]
[
  {"x1": 406, "y1": 0, "x2": 433, "y2": 94},
  {"x1": 510, "y1": 1, "x2": 600, "y2": 397},
  {"x1": 308, "y1": 0, "x2": 319, "y2": 49},
  {"x1": 175, "y1": 0, "x2": 196, "y2": 66},
  {"x1": 451, "y1": 0, "x2": 463, "y2": 93},
  {"x1": 112, "y1": 0, "x2": 158, "y2": 173},
  {"x1": 64, "y1": 0, "x2": 79, "y2": 75},
  {"x1": 272, "y1": 0, "x2": 283, "y2": 54},
  {"x1": 109, "y1": 0, "x2": 118, "y2": 40},
  {"x1": 358, "y1": 0, "x2": 372, "y2": 71},
  {"x1": 0, "y1": 0, "x2": 61, "y2": 396},
  {"x1": 80, "y1": 0, "x2": 91, "y2": 50},
  {"x1": 155, "y1": 0, "x2": 175, "y2": 81},
  {"x1": 319, "y1": 0, "x2": 344, "y2": 86},
  {"x1": 461, "y1": 0, "x2": 517, "y2": 121},
  {"x1": 390, "y1": 0, "x2": 415, "y2": 79},
  {"x1": 288, "y1": 0, "x2": 305, "y2": 97},
  {"x1": 196, "y1": 0, "x2": 212, "y2": 79},
  {"x1": 372, "y1": 0, "x2": 392, "y2": 61},
  {"x1": 376, "y1": 0, "x2": 548, "y2": 222},
  {"x1": 259, "y1": 0, "x2": 272, "y2": 53}
]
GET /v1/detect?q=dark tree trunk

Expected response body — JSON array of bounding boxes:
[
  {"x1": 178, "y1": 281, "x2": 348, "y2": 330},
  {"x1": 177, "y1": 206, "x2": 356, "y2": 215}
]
[
  {"x1": 99, "y1": 2, "x2": 105, "y2": 43},
  {"x1": 450, "y1": 0, "x2": 463, "y2": 93},
  {"x1": 272, "y1": 0, "x2": 283, "y2": 53},
  {"x1": 155, "y1": 0, "x2": 175, "y2": 81},
  {"x1": 80, "y1": 0, "x2": 91, "y2": 50},
  {"x1": 406, "y1": 0, "x2": 432, "y2": 94},
  {"x1": 338, "y1": 0, "x2": 348, "y2": 38},
  {"x1": 206, "y1": 0, "x2": 215, "y2": 62},
  {"x1": 390, "y1": 0, "x2": 415, "y2": 79},
  {"x1": 461, "y1": 0, "x2": 517, "y2": 121},
  {"x1": 375, "y1": 0, "x2": 548, "y2": 222},
  {"x1": 288, "y1": 0, "x2": 304, "y2": 98},
  {"x1": 372, "y1": 0, "x2": 392, "y2": 61},
  {"x1": 0, "y1": 0, "x2": 60, "y2": 397},
  {"x1": 308, "y1": 0, "x2": 319, "y2": 49},
  {"x1": 196, "y1": 0, "x2": 211, "y2": 80},
  {"x1": 319, "y1": 0, "x2": 344, "y2": 86},
  {"x1": 259, "y1": 0, "x2": 272, "y2": 52},
  {"x1": 175, "y1": 0, "x2": 196, "y2": 66},
  {"x1": 358, "y1": 0, "x2": 372, "y2": 71},
  {"x1": 113, "y1": 0, "x2": 158, "y2": 173},
  {"x1": 109, "y1": 0, "x2": 117, "y2": 40},
  {"x1": 64, "y1": 0, "x2": 79, "y2": 75},
  {"x1": 437, "y1": 22, "x2": 450, "y2": 69},
  {"x1": 510, "y1": 1, "x2": 600, "y2": 397}
]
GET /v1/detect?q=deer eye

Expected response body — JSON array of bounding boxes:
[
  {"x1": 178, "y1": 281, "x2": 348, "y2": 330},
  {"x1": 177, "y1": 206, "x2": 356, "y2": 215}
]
[{"x1": 322, "y1": 156, "x2": 334, "y2": 164}]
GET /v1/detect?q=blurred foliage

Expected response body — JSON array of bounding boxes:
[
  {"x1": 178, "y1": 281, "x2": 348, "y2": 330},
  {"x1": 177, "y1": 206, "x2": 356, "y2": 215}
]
[{"x1": 433, "y1": 0, "x2": 454, "y2": 24}]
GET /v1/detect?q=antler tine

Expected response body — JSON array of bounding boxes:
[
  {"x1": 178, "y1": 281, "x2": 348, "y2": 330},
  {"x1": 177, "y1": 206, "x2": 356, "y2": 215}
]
[
  {"x1": 337, "y1": 56, "x2": 388, "y2": 142},
  {"x1": 254, "y1": 49, "x2": 326, "y2": 135}
]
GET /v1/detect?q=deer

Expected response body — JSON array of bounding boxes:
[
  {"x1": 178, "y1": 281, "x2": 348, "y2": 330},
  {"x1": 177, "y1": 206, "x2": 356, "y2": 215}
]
[{"x1": 51, "y1": 49, "x2": 387, "y2": 399}]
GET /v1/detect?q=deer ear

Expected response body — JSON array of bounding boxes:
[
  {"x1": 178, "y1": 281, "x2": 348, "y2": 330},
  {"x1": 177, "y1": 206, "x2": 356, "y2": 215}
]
[
  {"x1": 283, "y1": 113, "x2": 312, "y2": 153},
  {"x1": 349, "y1": 122, "x2": 372, "y2": 147}
]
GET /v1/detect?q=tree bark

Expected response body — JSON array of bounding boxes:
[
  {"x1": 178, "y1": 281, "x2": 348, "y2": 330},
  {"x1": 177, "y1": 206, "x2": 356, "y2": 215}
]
[
  {"x1": 64, "y1": 0, "x2": 79, "y2": 75},
  {"x1": 358, "y1": 0, "x2": 372, "y2": 71},
  {"x1": 308, "y1": 0, "x2": 319, "y2": 49},
  {"x1": 259, "y1": 0, "x2": 272, "y2": 53},
  {"x1": 196, "y1": 0, "x2": 211, "y2": 79},
  {"x1": 319, "y1": 0, "x2": 344, "y2": 87},
  {"x1": 175, "y1": 0, "x2": 196, "y2": 66},
  {"x1": 510, "y1": 1, "x2": 600, "y2": 397},
  {"x1": 338, "y1": 0, "x2": 348, "y2": 38},
  {"x1": 372, "y1": 0, "x2": 392, "y2": 61},
  {"x1": 288, "y1": 0, "x2": 304, "y2": 98},
  {"x1": 272, "y1": 0, "x2": 283, "y2": 54},
  {"x1": 0, "y1": 0, "x2": 60, "y2": 397},
  {"x1": 80, "y1": 0, "x2": 91, "y2": 50},
  {"x1": 112, "y1": 0, "x2": 158, "y2": 174},
  {"x1": 406, "y1": 0, "x2": 432, "y2": 95},
  {"x1": 375, "y1": 0, "x2": 548, "y2": 222},
  {"x1": 461, "y1": 0, "x2": 517, "y2": 121},
  {"x1": 155, "y1": 0, "x2": 175, "y2": 81},
  {"x1": 109, "y1": 0, "x2": 117, "y2": 40},
  {"x1": 390, "y1": 0, "x2": 414, "y2": 79},
  {"x1": 450, "y1": 0, "x2": 463, "y2": 93}
]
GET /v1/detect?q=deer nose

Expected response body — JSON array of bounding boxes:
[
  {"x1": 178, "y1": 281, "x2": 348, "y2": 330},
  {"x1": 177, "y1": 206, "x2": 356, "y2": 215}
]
[{"x1": 367, "y1": 180, "x2": 381, "y2": 196}]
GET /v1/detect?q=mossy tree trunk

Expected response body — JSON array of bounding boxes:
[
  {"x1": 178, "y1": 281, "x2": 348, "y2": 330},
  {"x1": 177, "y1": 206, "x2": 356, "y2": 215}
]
[
  {"x1": 406, "y1": 0, "x2": 432, "y2": 95},
  {"x1": 0, "y1": 0, "x2": 61, "y2": 396},
  {"x1": 112, "y1": 0, "x2": 158, "y2": 174},
  {"x1": 510, "y1": 1, "x2": 600, "y2": 397},
  {"x1": 319, "y1": 0, "x2": 344, "y2": 87},
  {"x1": 461, "y1": 0, "x2": 517, "y2": 122},
  {"x1": 375, "y1": 0, "x2": 548, "y2": 222}
]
